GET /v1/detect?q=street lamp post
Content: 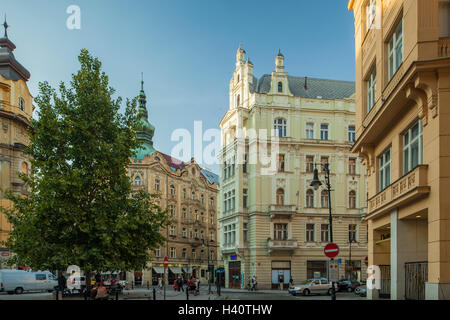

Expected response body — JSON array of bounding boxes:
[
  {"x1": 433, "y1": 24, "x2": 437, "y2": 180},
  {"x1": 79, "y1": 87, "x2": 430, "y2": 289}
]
[
  {"x1": 202, "y1": 238, "x2": 212, "y2": 294},
  {"x1": 310, "y1": 162, "x2": 336, "y2": 301}
]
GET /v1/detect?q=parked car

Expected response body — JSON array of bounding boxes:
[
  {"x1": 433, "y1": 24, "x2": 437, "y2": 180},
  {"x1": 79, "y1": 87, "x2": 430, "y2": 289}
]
[
  {"x1": 337, "y1": 280, "x2": 361, "y2": 292},
  {"x1": 0, "y1": 269, "x2": 58, "y2": 294},
  {"x1": 288, "y1": 278, "x2": 338, "y2": 296},
  {"x1": 355, "y1": 285, "x2": 367, "y2": 297}
]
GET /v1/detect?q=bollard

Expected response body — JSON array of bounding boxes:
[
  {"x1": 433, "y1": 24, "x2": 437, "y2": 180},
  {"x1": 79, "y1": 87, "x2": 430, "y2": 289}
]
[
  {"x1": 186, "y1": 288, "x2": 189, "y2": 300},
  {"x1": 153, "y1": 288, "x2": 156, "y2": 300}
]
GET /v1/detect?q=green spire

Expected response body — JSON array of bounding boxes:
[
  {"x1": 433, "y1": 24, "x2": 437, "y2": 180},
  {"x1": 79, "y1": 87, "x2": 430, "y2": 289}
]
[{"x1": 134, "y1": 73, "x2": 156, "y2": 160}]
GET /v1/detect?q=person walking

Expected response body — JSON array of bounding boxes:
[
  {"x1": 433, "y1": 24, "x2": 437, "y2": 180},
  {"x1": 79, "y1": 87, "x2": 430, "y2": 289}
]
[
  {"x1": 57, "y1": 272, "x2": 66, "y2": 296},
  {"x1": 196, "y1": 277, "x2": 200, "y2": 295},
  {"x1": 158, "y1": 277, "x2": 163, "y2": 290}
]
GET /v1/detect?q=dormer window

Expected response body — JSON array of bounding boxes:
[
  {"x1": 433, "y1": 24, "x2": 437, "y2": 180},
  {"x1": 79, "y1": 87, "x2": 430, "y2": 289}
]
[
  {"x1": 134, "y1": 176, "x2": 142, "y2": 186},
  {"x1": 18, "y1": 97, "x2": 25, "y2": 111},
  {"x1": 278, "y1": 82, "x2": 283, "y2": 93}
]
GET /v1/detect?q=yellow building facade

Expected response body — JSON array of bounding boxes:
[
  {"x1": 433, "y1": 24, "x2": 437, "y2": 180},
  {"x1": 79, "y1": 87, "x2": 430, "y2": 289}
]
[
  {"x1": 348, "y1": 0, "x2": 450, "y2": 299},
  {"x1": 0, "y1": 22, "x2": 32, "y2": 267},
  {"x1": 218, "y1": 47, "x2": 368, "y2": 290},
  {"x1": 126, "y1": 81, "x2": 220, "y2": 286}
]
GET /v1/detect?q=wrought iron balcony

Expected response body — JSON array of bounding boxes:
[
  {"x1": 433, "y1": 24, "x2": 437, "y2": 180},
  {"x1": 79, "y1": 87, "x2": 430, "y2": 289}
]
[{"x1": 367, "y1": 165, "x2": 430, "y2": 218}]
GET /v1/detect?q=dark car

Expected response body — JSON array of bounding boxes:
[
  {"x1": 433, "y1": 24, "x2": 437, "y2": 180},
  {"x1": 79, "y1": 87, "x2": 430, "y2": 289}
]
[{"x1": 337, "y1": 280, "x2": 360, "y2": 292}]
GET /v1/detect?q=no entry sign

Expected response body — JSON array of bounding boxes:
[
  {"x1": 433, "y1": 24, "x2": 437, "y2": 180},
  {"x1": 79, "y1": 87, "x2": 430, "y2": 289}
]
[
  {"x1": 324, "y1": 243, "x2": 339, "y2": 258},
  {"x1": 164, "y1": 256, "x2": 168, "y2": 269}
]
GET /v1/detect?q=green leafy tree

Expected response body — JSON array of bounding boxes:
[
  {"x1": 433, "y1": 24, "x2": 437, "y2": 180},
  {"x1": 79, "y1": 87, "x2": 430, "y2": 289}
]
[{"x1": 0, "y1": 49, "x2": 169, "y2": 278}]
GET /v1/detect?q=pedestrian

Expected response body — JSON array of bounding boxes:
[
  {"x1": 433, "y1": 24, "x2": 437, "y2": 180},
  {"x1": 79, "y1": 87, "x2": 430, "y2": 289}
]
[
  {"x1": 180, "y1": 276, "x2": 184, "y2": 292},
  {"x1": 95, "y1": 272, "x2": 102, "y2": 285},
  {"x1": 251, "y1": 276, "x2": 255, "y2": 291},
  {"x1": 57, "y1": 272, "x2": 66, "y2": 295},
  {"x1": 173, "y1": 278, "x2": 178, "y2": 291},
  {"x1": 158, "y1": 277, "x2": 163, "y2": 290},
  {"x1": 254, "y1": 276, "x2": 258, "y2": 291},
  {"x1": 289, "y1": 277, "x2": 294, "y2": 286},
  {"x1": 196, "y1": 277, "x2": 200, "y2": 295}
]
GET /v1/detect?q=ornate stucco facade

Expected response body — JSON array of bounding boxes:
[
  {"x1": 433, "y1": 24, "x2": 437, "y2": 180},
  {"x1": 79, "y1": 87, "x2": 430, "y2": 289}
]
[
  {"x1": 348, "y1": 0, "x2": 450, "y2": 299},
  {"x1": 0, "y1": 22, "x2": 32, "y2": 267},
  {"x1": 126, "y1": 80, "x2": 219, "y2": 286},
  {"x1": 218, "y1": 47, "x2": 368, "y2": 290}
]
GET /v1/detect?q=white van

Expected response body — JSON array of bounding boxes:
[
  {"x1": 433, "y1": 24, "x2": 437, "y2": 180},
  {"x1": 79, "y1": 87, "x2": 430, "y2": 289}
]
[{"x1": 0, "y1": 270, "x2": 58, "y2": 294}]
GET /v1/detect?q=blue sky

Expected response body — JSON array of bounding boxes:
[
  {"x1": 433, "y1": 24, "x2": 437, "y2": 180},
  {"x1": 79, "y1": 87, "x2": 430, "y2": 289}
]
[{"x1": 3, "y1": 0, "x2": 355, "y2": 174}]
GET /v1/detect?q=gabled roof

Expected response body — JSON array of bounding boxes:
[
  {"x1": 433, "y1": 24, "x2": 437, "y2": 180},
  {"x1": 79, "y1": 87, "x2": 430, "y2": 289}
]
[{"x1": 254, "y1": 74, "x2": 355, "y2": 100}]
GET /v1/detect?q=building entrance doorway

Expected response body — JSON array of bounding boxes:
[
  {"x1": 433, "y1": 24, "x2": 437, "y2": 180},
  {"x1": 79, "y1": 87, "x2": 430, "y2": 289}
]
[
  {"x1": 405, "y1": 261, "x2": 428, "y2": 300},
  {"x1": 271, "y1": 261, "x2": 291, "y2": 290},
  {"x1": 228, "y1": 261, "x2": 241, "y2": 289}
]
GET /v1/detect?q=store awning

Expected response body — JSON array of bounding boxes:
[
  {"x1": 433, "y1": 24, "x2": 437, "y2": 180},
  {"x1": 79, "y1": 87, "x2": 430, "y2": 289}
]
[
  {"x1": 152, "y1": 267, "x2": 165, "y2": 274},
  {"x1": 169, "y1": 267, "x2": 182, "y2": 274}
]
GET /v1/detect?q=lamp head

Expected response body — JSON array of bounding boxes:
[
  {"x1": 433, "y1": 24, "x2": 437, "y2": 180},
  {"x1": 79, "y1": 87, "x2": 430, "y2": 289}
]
[{"x1": 310, "y1": 168, "x2": 322, "y2": 190}]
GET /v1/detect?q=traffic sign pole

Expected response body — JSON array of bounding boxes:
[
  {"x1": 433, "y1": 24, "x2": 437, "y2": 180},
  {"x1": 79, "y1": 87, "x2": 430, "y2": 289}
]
[{"x1": 164, "y1": 256, "x2": 168, "y2": 301}]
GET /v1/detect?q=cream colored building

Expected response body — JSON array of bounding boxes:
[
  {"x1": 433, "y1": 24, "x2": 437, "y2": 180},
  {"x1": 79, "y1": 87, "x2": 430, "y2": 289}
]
[
  {"x1": 218, "y1": 47, "x2": 368, "y2": 290},
  {"x1": 126, "y1": 80, "x2": 220, "y2": 286},
  {"x1": 0, "y1": 22, "x2": 32, "y2": 267},
  {"x1": 348, "y1": 0, "x2": 450, "y2": 299}
]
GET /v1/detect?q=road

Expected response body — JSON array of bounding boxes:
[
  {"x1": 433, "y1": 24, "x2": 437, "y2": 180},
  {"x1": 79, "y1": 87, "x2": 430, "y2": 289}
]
[{"x1": 0, "y1": 286, "x2": 365, "y2": 300}]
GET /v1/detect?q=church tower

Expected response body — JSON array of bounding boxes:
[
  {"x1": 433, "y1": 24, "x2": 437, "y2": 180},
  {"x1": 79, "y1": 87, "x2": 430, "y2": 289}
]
[
  {"x1": 0, "y1": 19, "x2": 33, "y2": 257},
  {"x1": 134, "y1": 74, "x2": 156, "y2": 160}
]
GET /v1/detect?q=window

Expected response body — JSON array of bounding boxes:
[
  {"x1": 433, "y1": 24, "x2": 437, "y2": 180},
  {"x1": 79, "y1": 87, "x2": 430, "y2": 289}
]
[
  {"x1": 200, "y1": 230, "x2": 204, "y2": 240},
  {"x1": 201, "y1": 194, "x2": 204, "y2": 204},
  {"x1": 243, "y1": 154, "x2": 248, "y2": 173},
  {"x1": 320, "y1": 124, "x2": 329, "y2": 140},
  {"x1": 276, "y1": 188, "x2": 285, "y2": 206},
  {"x1": 349, "y1": 224, "x2": 357, "y2": 242},
  {"x1": 183, "y1": 188, "x2": 187, "y2": 199},
  {"x1": 273, "y1": 118, "x2": 287, "y2": 137},
  {"x1": 274, "y1": 223, "x2": 288, "y2": 240},
  {"x1": 210, "y1": 197, "x2": 214, "y2": 206},
  {"x1": 210, "y1": 250, "x2": 215, "y2": 260},
  {"x1": 306, "y1": 189, "x2": 314, "y2": 208},
  {"x1": 440, "y1": 0, "x2": 450, "y2": 37},
  {"x1": 210, "y1": 230, "x2": 215, "y2": 241},
  {"x1": 182, "y1": 208, "x2": 187, "y2": 219},
  {"x1": 155, "y1": 247, "x2": 161, "y2": 257},
  {"x1": 231, "y1": 190, "x2": 235, "y2": 210},
  {"x1": 349, "y1": 158, "x2": 356, "y2": 175},
  {"x1": 306, "y1": 224, "x2": 315, "y2": 242},
  {"x1": 170, "y1": 225, "x2": 176, "y2": 236},
  {"x1": 366, "y1": 0, "x2": 376, "y2": 30},
  {"x1": 194, "y1": 229, "x2": 199, "y2": 239},
  {"x1": 321, "y1": 190, "x2": 329, "y2": 208},
  {"x1": 321, "y1": 224, "x2": 329, "y2": 242},
  {"x1": 237, "y1": 95, "x2": 240, "y2": 107},
  {"x1": 348, "y1": 125, "x2": 356, "y2": 142},
  {"x1": 306, "y1": 155, "x2": 314, "y2": 172},
  {"x1": 210, "y1": 212, "x2": 214, "y2": 225},
  {"x1": 403, "y1": 120, "x2": 423, "y2": 174},
  {"x1": 154, "y1": 179, "x2": 160, "y2": 192},
  {"x1": 192, "y1": 191, "x2": 196, "y2": 200},
  {"x1": 367, "y1": 67, "x2": 376, "y2": 112},
  {"x1": 189, "y1": 228, "x2": 193, "y2": 238},
  {"x1": 379, "y1": 148, "x2": 392, "y2": 191},
  {"x1": 201, "y1": 212, "x2": 204, "y2": 223},
  {"x1": 278, "y1": 154, "x2": 285, "y2": 172},
  {"x1": 388, "y1": 20, "x2": 403, "y2": 81},
  {"x1": 243, "y1": 223, "x2": 248, "y2": 242},
  {"x1": 169, "y1": 205, "x2": 175, "y2": 217},
  {"x1": 192, "y1": 249, "x2": 196, "y2": 259},
  {"x1": 243, "y1": 189, "x2": 248, "y2": 209},
  {"x1": 134, "y1": 176, "x2": 142, "y2": 186},
  {"x1": 35, "y1": 274, "x2": 46, "y2": 280},
  {"x1": 224, "y1": 224, "x2": 236, "y2": 244},
  {"x1": 18, "y1": 97, "x2": 25, "y2": 111},
  {"x1": 182, "y1": 248, "x2": 187, "y2": 258},
  {"x1": 306, "y1": 123, "x2": 314, "y2": 139},
  {"x1": 182, "y1": 228, "x2": 187, "y2": 238},
  {"x1": 278, "y1": 82, "x2": 283, "y2": 93},
  {"x1": 349, "y1": 191, "x2": 356, "y2": 209}
]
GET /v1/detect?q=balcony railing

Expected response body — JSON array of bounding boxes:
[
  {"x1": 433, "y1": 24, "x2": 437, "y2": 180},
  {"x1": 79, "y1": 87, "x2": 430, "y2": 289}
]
[
  {"x1": 439, "y1": 37, "x2": 450, "y2": 57},
  {"x1": 367, "y1": 165, "x2": 430, "y2": 217},
  {"x1": 268, "y1": 204, "x2": 296, "y2": 220},
  {"x1": 267, "y1": 239, "x2": 298, "y2": 253}
]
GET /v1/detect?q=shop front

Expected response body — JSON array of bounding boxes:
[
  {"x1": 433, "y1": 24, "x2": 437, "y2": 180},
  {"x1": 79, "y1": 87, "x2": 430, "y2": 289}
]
[
  {"x1": 228, "y1": 261, "x2": 241, "y2": 289},
  {"x1": 307, "y1": 260, "x2": 328, "y2": 280},
  {"x1": 271, "y1": 261, "x2": 291, "y2": 290}
]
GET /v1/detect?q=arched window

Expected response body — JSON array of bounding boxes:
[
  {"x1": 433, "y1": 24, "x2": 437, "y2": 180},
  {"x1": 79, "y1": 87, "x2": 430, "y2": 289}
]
[
  {"x1": 278, "y1": 81, "x2": 283, "y2": 93},
  {"x1": 18, "y1": 97, "x2": 25, "y2": 111},
  {"x1": 134, "y1": 176, "x2": 142, "y2": 186},
  {"x1": 321, "y1": 190, "x2": 329, "y2": 208},
  {"x1": 183, "y1": 188, "x2": 187, "y2": 199},
  {"x1": 276, "y1": 188, "x2": 285, "y2": 205},
  {"x1": 273, "y1": 118, "x2": 287, "y2": 137},
  {"x1": 306, "y1": 189, "x2": 314, "y2": 208},
  {"x1": 169, "y1": 185, "x2": 176, "y2": 195},
  {"x1": 349, "y1": 190, "x2": 356, "y2": 209}
]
